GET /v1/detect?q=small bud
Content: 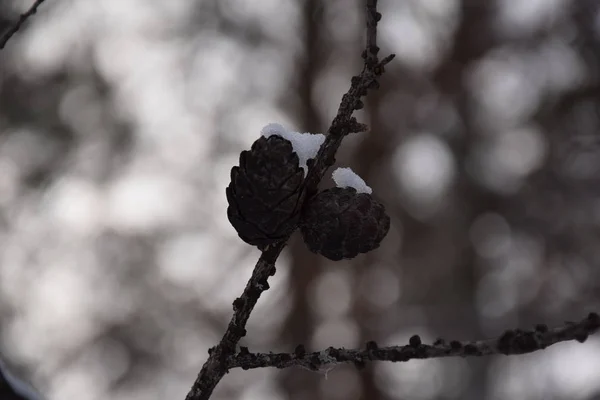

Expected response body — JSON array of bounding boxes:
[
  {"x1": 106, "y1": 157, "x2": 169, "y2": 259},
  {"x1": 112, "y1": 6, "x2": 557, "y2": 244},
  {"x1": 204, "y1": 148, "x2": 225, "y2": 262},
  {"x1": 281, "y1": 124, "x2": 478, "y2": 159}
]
[
  {"x1": 368, "y1": 79, "x2": 380, "y2": 90},
  {"x1": 366, "y1": 341, "x2": 379, "y2": 351},
  {"x1": 294, "y1": 345, "x2": 306, "y2": 357},
  {"x1": 409, "y1": 335, "x2": 421, "y2": 347}
]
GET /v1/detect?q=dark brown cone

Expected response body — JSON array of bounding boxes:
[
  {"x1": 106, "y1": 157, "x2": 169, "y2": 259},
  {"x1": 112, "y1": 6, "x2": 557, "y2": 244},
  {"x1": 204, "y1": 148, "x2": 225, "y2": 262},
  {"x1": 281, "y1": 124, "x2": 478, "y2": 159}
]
[
  {"x1": 226, "y1": 135, "x2": 305, "y2": 249},
  {"x1": 300, "y1": 187, "x2": 390, "y2": 260}
]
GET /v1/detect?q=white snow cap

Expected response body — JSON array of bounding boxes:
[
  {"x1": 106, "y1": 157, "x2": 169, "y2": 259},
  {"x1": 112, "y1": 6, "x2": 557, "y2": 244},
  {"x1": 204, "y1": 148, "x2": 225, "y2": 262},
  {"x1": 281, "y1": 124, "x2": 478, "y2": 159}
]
[
  {"x1": 261, "y1": 123, "x2": 325, "y2": 174},
  {"x1": 332, "y1": 167, "x2": 373, "y2": 194}
]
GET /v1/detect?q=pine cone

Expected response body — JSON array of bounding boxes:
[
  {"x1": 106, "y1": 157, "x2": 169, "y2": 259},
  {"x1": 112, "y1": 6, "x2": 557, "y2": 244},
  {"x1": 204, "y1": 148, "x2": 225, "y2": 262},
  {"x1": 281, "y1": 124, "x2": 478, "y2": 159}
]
[
  {"x1": 300, "y1": 187, "x2": 390, "y2": 261},
  {"x1": 226, "y1": 135, "x2": 305, "y2": 249}
]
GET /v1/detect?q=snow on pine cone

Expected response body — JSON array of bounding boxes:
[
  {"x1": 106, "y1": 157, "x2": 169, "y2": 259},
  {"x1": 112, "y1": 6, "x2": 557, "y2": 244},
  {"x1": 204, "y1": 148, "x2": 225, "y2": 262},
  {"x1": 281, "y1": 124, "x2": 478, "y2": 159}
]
[
  {"x1": 226, "y1": 135, "x2": 306, "y2": 249},
  {"x1": 300, "y1": 187, "x2": 390, "y2": 261}
]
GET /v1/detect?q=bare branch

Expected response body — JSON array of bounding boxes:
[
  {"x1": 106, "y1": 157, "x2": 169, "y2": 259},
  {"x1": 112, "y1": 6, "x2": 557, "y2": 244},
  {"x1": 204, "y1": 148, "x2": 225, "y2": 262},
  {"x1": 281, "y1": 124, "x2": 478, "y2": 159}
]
[
  {"x1": 184, "y1": 1, "x2": 395, "y2": 399},
  {"x1": 185, "y1": 244, "x2": 284, "y2": 400},
  {"x1": 0, "y1": 0, "x2": 49, "y2": 50},
  {"x1": 229, "y1": 313, "x2": 600, "y2": 371},
  {"x1": 302, "y1": 1, "x2": 395, "y2": 197}
]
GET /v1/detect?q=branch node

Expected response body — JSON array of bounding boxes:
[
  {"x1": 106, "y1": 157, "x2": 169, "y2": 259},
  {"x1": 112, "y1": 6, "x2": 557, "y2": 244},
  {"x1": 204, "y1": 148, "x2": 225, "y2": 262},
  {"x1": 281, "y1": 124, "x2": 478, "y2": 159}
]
[
  {"x1": 231, "y1": 326, "x2": 247, "y2": 338},
  {"x1": 326, "y1": 347, "x2": 340, "y2": 360},
  {"x1": 369, "y1": 45, "x2": 380, "y2": 55},
  {"x1": 450, "y1": 340, "x2": 462, "y2": 350},
  {"x1": 588, "y1": 312, "x2": 600, "y2": 329},
  {"x1": 348, "y1": 118, "x2": 368, "y2": 133},
  {"x1": 257, "y1": 279, "x2": 270, "y2": 291},
  {"x1": 232, "y1": 297, "x2": 245, "y2": 311},
  {"x1": 365, "y1": 341, "x2": 379, "y2": 351},
  {"x1": 463, "y1": 343, "x2": 479, "y2": 355},
  {"x1": 367, "y1": 79, "x2": 380, "y2": 90},
  {"x1": 575, "y1": 333, "x2": 589, "y2": 343},
  {"x1": 0, "y1": 0, "x2": 48, "y2": 50},
  {"x1": 294, "y1": 344, "x2": 306, "y2": 358},
  {"x1": 409, "y1": 335, "x2": 422, "y2": 347}
]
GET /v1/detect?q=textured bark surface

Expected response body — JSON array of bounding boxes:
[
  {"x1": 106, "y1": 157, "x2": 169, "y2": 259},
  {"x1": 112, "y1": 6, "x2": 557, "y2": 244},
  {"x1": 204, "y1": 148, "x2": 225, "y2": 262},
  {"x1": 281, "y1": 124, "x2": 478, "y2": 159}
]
[{"x1": 229, "y1": 313, "x2": 600, "y2": 370}]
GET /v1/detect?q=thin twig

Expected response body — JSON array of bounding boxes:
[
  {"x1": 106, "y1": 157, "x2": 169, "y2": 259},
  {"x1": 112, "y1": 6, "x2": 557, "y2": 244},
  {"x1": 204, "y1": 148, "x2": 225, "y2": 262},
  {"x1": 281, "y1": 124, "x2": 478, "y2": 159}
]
[
  {"x1": 302, "y1": 0, "x2": 395, "y2": 196},
  {"x1": 185, "y1": 245, "x2": 283, "y2": 400},
  {"x1": 184, "y1": 1, "x2": 395, "y2": 399},
  {"x1": 0, "y1": 0, "x2": 48, "y2": 50},
  {"x1": 229, "y1": 313, "x2": 600, "y2": 371}
]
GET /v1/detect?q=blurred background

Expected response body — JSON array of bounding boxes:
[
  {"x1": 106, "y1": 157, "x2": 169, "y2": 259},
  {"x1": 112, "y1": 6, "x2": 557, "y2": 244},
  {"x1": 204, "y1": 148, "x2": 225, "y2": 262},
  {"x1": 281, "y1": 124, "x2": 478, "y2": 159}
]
[{"x1": 1, "y1": 0, "x2": 600, "y2": 399}]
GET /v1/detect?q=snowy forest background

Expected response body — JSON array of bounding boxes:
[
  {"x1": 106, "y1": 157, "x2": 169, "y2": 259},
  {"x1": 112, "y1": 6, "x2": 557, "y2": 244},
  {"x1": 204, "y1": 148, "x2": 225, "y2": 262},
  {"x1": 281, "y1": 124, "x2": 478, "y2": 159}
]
[{"x1": 1, "y1": 0, "x2": 600, "y2": 399}]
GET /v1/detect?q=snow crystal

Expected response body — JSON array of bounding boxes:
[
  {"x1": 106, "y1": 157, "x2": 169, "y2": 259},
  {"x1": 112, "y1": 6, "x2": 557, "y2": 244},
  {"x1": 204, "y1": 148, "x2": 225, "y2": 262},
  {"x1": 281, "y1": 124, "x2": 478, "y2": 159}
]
[
  {"x1": 261, "y1": 123, "x2": 325, "y2": 174},
  {"x1": 261, "y1": 123, "x2": 288, "y2": 138},
  {"x1": 332, "y1": 167, "x2": 372, "y2": 194}
]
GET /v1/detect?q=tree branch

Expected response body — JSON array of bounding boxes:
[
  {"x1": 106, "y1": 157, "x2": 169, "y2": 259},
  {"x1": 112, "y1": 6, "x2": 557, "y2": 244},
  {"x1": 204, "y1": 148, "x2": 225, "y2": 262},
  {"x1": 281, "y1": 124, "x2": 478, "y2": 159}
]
[
  {"x1": 302, "y1": 0, "x2": 394, "y2": 196},
  {"x1": 185, "y1": 245, "x2": 283, "y2": 400},
  {"x1": 184, "y1": 1, "x2": 395, "y2": 399},
  {"x1": 229, "y1": 313, "x2": 600, "y2": 371},
  {"x1": 0, "y1": 0, "x2": 48, "y2": 50}
]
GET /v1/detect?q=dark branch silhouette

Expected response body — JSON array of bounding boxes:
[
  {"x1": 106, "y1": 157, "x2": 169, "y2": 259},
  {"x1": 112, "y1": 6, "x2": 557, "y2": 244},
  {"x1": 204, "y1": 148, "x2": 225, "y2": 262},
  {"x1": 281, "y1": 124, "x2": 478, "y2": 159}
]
[
  {"x1": 229, "y1": 313, "x2": 600, "y2": 370},
  {"x1": 0, "y1": 0, "x2": 48, "y2": 50},
  {"x1": 184, "y1": 1, "x2": 394, "y2": 399},
  {"x1": 183, "y1": 1, "x2": 600, "y2": 399}
]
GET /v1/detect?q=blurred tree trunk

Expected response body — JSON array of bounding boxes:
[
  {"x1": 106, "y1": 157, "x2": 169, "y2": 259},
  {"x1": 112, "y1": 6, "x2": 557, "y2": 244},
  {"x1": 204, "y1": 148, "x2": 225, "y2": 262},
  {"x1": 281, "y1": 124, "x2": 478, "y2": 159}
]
[
  {"x1": 430, "y1": 1, "x2": 497, "y2": 399},
  {"x1": 276, "y1": 0, "x2": 325, "y2": 399}
]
